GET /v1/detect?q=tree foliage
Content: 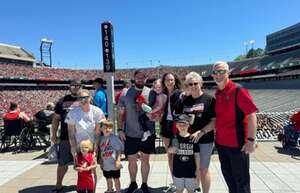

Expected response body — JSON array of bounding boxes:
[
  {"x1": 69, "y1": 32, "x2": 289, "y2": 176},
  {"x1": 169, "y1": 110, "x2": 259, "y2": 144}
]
[{"x1": 234, "y1": 48, "x2": 265, "y2": 61}]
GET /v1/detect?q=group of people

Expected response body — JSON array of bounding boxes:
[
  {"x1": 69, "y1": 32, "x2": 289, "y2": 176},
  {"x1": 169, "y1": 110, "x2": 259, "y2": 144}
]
[{"x1": 47, "y1": 61, "x2": 258, "y2": 193}]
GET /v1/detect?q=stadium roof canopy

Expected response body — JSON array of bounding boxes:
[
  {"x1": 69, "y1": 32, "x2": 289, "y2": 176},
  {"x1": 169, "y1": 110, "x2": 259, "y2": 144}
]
[{"x1": 0, "y1": 43, "x2": 35, "y2": 62}]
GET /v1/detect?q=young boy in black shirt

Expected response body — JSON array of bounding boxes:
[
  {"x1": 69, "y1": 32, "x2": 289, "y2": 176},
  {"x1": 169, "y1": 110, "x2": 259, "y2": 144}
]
[{"x1": 168, "y1": 114, "x2": 200, "y2": 193}]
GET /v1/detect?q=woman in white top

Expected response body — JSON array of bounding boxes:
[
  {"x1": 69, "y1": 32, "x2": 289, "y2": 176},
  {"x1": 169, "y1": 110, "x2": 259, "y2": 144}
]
[{"x1": 65, "y1": 89, "x2": 105, "y2": 157}]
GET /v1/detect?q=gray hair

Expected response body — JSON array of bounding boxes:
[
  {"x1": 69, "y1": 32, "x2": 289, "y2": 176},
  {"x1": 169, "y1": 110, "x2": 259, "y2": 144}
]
[
  {"x1": 213, "y1": 61, "x2": 229, "y2": 71},
  {"x1": 185, "y1": 71, "x2": 203, "y2": 85}
]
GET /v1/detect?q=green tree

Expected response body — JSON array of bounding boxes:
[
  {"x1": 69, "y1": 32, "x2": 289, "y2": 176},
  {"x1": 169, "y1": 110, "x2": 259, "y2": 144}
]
[{"x1": 234, "y1": 54, "x2": 246, "y2": 61}]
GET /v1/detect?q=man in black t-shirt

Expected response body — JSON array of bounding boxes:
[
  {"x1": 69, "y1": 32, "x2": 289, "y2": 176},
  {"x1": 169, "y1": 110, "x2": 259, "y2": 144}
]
[
  {"x1": 168, "y1": 114, "x2": 200, "y2": 193},
  {"x1": 51, "y1": 80, "x2": 81, "y2": 193}
]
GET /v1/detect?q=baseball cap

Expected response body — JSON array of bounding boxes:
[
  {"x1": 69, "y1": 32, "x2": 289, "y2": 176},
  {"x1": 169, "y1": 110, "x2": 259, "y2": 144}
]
[
  {"x1": 174, "y1": 114, "x2": 191, "y2": 125},
  {"x1": 93, "y1": 77, "x2": 104, "y2": 84}
]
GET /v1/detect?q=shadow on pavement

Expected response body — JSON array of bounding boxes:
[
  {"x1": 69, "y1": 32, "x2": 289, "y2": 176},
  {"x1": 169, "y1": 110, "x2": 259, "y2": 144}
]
[
  {"x1": 275, "y1": 145, "x2": 300, "y2": 158},
  {"x1": 19, "y1": 185, "x2": 76, "y2": 193}
]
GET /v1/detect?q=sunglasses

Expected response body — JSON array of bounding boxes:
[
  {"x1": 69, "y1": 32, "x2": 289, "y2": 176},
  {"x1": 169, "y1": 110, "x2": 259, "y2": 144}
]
[
  {"x1": 188, "y1": 82, "x2": 199, "y2": 87},
  {"x1": 212, "y1": 69, "x2": 227, "y2": 75},
  {"x1": 70, "y1": 85, "x2": 81, "y2": 88},
  {"x1": 77, "y1": 96, "x2": 89, "y2": 102}
]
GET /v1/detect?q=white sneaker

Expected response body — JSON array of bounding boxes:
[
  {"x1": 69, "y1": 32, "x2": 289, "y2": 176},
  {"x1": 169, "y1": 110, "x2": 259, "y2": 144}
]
[
  {"x1": 163, "y1": 183, "x2": 176, "y2": 193},
  {"x1": 142, "y1": 131, "x2": 151, "y2": 142}
]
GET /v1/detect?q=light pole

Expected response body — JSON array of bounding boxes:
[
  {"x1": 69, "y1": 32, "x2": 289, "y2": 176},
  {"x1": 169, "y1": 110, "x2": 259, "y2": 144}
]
[{"x1": 40, "y1": 38, "x2": 54, "y2": 67}]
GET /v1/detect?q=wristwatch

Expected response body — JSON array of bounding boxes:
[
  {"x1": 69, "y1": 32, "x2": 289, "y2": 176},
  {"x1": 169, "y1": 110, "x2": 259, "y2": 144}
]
[{"x1": 247, "y1": 137, "x2": 255, "y2": 142}]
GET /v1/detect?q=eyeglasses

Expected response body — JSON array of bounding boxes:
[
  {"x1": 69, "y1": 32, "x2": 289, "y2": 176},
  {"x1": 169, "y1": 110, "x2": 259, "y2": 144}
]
[
  {"x1": 188, "y1": 82, "x2": 199, "y2": 87},
  {"x1": 212, "y1": 69, "x2": 227, "y2": 75}
]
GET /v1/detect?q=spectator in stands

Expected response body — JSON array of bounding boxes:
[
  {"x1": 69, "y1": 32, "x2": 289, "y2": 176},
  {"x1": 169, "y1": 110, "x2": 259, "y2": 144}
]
[
  {"x1": 212, "y1": 61, "x2": 258, "y2": 193},
  {"x1": 2, "y1": 102, "x2": 30, "y2": 122},
  {"x1": 118, "y1": 70, "x2": 156, "y2": 193},
  {"x1": 174, "y1": 72, "x2": 216, "y2": 193},
  {"x1": 33, "y1": 102, "x2": 55, "y2": 146},
  {"x1": 160, "y1": 72, "x2": 182, "y2": 192},
  {"x1": 34, "y1": 102, "x2": 54, "y2": 132},
  {"x1": 290, "y1": 110, "x2": 300, "y2": 130},
  {"x1": 51, "y1": 80, "x2": 82, "y2": 193},
  {"x1": 93, "y1": 77, "x2": 108, "y2": 116},
  {"x1": 115, "y1": 79, "x2": 131, "y2": 105}
]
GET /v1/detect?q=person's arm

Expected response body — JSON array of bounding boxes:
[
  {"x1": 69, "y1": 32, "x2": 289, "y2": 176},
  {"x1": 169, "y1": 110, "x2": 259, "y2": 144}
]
[
  {"x1": 115, "y1": 150, "x2": 122, "y2": 169},
  {"x1": 94, "y1": 122, "x2": 101, "y2": 155},
  {"x1": 86, "y1": 156, "x2": 97, "y2": 171},
  {"x1": 191, "y1": 119, "x2": 215, "y2": 143},
  {"x1": 148, "y1": 95, "x2": 165, "y2": 114},
  {"x1": 241, "y1": 112, "x2": 257, "y2": 154},
  {"x1": 51, "y1": 113, "x2": 61, "y2": 144},
  {"x1": 20, "y1": 112, "x2": 31, "y2": 122},
  {"x1": 68, "y1": 124, "x2": 77, "y2": 158},
  {"x1": 118, "y1": 106, "x2": 126, "y2": 141}
]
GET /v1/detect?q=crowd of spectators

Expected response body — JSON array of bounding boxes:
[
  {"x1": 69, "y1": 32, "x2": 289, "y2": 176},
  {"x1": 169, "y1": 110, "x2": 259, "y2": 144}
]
[
  {"x1": 256, "y1": 113, "x2": 288, "y2": 140},
  {"x1": 0, "y1": 89, "x2": 68, "y2": 117},
  {"x1": 0, "y1": 63, "x2": 208, "y2": 81}
]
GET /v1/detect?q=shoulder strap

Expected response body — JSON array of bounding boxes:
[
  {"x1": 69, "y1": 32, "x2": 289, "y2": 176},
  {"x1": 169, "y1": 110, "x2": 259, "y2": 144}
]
[{"x1": 235, "y1": 84, "x2": 245, "y2": 148}]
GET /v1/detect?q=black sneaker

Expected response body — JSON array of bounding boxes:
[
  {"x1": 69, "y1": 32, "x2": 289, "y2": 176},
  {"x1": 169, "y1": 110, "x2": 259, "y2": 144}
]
[
  {"x1": 141, "y1": 183, "x2": 150, "y2": 193},
  {"x1": 126, "y1": 181, "x2": 138, "y2": 193}
]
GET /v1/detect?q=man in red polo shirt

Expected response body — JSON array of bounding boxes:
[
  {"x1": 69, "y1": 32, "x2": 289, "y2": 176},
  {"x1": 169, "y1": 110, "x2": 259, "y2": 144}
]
[{"x1": 212, "y1": 61, "x2": 258, "y2": 193}]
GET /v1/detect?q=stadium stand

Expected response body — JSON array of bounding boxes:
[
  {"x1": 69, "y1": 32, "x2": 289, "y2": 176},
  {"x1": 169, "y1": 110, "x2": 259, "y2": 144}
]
[{"x1": 0, "y1": 43, "x2": 35, "y2": 66}]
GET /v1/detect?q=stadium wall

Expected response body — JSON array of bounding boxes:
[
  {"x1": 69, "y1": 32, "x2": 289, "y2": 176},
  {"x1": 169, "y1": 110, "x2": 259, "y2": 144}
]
[{"x1": 239, "y1": 79, "x2": 300, "y2": 89}]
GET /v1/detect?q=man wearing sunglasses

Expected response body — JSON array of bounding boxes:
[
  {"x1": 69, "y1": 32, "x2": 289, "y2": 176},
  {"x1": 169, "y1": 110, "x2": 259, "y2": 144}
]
[
  {"x1": 51, "y1": 80, "x2": 82, "y2": 193},
  {"x1": 212, "y1": 61, "x2": 258, "y2": 193}
]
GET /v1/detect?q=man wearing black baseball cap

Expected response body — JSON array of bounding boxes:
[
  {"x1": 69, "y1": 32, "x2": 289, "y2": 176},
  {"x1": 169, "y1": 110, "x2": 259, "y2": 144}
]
[{"x1": 93, "y1": 77, "x2": 107, "y2": 116}]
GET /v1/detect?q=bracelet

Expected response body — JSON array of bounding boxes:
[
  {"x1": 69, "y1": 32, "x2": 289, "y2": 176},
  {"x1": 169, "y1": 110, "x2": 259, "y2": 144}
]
[{"x1": 247, "y1": 137, "x2": 255, "y2": 142}]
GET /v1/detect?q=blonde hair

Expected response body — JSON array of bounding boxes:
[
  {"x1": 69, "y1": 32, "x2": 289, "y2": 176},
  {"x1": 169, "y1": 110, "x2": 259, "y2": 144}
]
[
  {"x1": 79, "y1": 89, "x2": 90, "y2": 97},
  {"x1": 213, "y1": 61, "x2": 229, "y2": 71},
  {"x1": 185, "y1": 71, "x2": 203, "y2": 85},
  {"x1": 79, "y1": 139, "x2": 93, "y2": 152},
  {"x1": 100, "y1": 119, "x2": 114, "y2": 128}
]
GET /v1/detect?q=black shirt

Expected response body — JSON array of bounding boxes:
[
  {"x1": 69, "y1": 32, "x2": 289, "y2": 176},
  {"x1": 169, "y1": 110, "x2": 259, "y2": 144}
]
[
  {"x1": 175, "y1": 93, "x2": 216, "y2": 144},
  {"x1": 172, "y1": 134, "x2": 199, "y2": 178},
  {"x1": 54, "y1": 94, "x2": 79, "y2": 140}
]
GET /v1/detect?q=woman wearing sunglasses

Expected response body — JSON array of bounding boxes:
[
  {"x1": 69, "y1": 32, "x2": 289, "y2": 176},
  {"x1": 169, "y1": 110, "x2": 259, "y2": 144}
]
[
  {"x1": 65, "y1": 89, "x2": 106, "y2": 191},
  {"x1": 174, "y1": 72, "x2": 216, "y2": 193}
]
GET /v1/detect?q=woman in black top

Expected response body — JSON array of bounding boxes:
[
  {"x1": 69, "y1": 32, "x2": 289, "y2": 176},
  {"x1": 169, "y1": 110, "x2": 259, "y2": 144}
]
[
  {"x1": 160, "y1": 72, "x2": 182, "y2": 192},
  {"x1": 174, "y1": 72, "x2": 216, "y2": 193}
]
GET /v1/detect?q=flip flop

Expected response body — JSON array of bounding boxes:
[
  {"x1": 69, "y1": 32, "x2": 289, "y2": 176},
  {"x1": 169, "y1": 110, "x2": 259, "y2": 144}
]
[{"x1": 52, "y1": 187, "x2": 63, "y2": 193}]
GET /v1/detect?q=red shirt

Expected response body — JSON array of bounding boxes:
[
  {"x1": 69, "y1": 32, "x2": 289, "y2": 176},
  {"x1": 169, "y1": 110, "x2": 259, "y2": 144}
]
[
  {"x1": 290, "y1": 111, "x2": 300, "y2": 130},
  {"x1": 215, "y1": 80, "x2": 257, "y2": 147},
  {"x1": 76, "y1": 152, "x2": 94, "y2": 190},
  {"x1": 3, "y1": 111, "x2": 20, "y2": 120}
]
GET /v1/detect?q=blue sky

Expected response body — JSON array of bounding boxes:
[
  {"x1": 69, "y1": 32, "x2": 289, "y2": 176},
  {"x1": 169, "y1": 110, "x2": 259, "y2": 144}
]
[{"x1": 1, "y1": 0, "x2": 300, "y2": 69}]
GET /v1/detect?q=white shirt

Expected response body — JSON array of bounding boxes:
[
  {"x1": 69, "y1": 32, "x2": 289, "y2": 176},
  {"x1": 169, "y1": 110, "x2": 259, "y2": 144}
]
[{"x1": 65, "y1": 105, "x2": 105, "y2": 145}]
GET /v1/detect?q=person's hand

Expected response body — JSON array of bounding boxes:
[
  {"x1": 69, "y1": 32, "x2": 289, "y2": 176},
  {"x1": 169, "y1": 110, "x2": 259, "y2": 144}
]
[
  {"x1": 119, "y1": 130, "x2": 126, "y2": 142},
  {"x1": 51, "y1": 135, "x2": 57, "y2": 144},
  {"x1": 241, "y1": 141, "x2": 258, "y2": 154},
  {"x1": 167, "y1": 147, "x2": 177, "y2": 154},
  {"x1": 115, "y1": 160, "x2": 122, "y2": 169},
  {"x1": 190, "y1": 130, "x2": 204, "y2": 143},
  {"x1": 195, "y1": 169, "x2": 200, "y2": 180}
]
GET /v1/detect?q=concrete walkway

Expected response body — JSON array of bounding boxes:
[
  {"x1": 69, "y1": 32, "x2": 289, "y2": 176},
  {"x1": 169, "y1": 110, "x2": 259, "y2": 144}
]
[{"x1": 1, "y1": 142, "x2": 300, "y2": 193}]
